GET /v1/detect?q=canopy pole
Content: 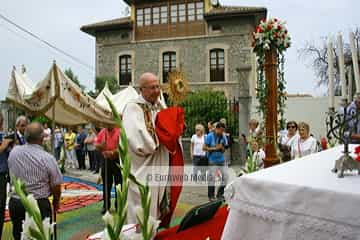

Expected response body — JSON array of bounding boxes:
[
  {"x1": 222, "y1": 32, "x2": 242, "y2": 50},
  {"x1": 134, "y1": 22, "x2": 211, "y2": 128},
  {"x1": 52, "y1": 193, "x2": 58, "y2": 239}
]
[{"x1": 51, "y1": 104, "x2": 55, "y2": 155}]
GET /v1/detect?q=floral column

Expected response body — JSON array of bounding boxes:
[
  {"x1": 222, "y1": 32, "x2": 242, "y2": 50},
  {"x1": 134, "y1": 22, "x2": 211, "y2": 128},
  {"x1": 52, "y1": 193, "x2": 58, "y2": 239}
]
[
  {"x1": 264, "y1": 48, "x2": 278, "y2": 167},
  {"x1": 252, "y1": 18, "x2": 291, "y2": 168}
]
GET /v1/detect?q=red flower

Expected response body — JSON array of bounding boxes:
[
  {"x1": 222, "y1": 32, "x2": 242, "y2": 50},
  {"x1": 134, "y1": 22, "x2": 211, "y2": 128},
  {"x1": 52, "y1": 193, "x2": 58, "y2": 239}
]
[
  {"x1": 355, "y1": 146, "x2": 360, "y2": 154},
  {"x1": 256, "y1": 26, "x2": 261, "y2": 33},
  {"x1": 273, "y1": 32, "x2": 279, "y2": 38},
  {"x1": 320, "y1": 137, "x2": 327, "y2": 150},
  {"x1": 277, "y1": 25, "x2": 282, "y2": 30},
  {"x1": 274, "y1": 18, "x2": 278, "y2": 22},
  {"x1": 267, "y1": 24, "x2": 273, "y2": 30},
  {"x1": 261, "y1": 17, "x2": 266, "y2": 22},
  {"x1": 285, "y1": 30, "x2": 288, "y2": 34},
  {"x1": 356, "y1": 155, "x2": 360, "y2": 162}
]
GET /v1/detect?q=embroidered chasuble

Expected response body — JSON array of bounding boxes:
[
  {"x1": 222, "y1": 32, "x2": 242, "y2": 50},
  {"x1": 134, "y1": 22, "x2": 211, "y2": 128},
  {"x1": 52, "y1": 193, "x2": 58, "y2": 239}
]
[{"x1": 123, "y1": 95, "x2": 169, "y2": 224}]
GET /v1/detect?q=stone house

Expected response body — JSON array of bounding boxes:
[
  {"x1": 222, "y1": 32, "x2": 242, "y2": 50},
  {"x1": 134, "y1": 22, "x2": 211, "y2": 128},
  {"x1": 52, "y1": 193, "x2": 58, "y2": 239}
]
[{"x1": 81, "y1": 0, "x2": 266, "y2": 100}]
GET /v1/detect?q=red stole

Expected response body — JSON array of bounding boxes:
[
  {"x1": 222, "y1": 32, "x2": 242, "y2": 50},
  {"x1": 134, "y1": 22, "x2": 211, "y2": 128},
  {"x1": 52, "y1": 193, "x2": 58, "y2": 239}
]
[{"x1": 155, "y1": 106, "x2": 185, "y2": 227}]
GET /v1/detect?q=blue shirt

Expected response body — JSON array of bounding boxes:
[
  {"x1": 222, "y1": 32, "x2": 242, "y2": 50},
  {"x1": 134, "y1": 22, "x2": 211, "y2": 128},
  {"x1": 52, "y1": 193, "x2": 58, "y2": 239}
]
[
  {"x1": 0, "y1": 132, "x2": 10, "y2": 173},
  {"x1": 75, "y1": 131, "x2": 87, "y2": 150},
  {"x1": 205, "y1": 132, "x2": 227, "y2": 164}
]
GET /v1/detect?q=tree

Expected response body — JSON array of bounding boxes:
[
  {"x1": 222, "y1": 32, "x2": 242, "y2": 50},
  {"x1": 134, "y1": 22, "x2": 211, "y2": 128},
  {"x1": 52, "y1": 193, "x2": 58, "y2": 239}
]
[
  {"x1": 179, "y1": 89, "x2": 238, "y2": 137},
  {"x1": 64, "y1": 68, "x2": 85, "y2": 90},
  {"x1": 298, "y1": 27, "x2": 360, "y2": 92},
  {"x1": 95, "y1": 75, "x2": 120, "y2": 95}
]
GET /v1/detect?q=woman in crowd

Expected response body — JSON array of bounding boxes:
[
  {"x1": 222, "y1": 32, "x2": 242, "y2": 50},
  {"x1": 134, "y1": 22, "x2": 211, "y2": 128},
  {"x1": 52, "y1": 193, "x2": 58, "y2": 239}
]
[
  {"x1": 190, "y1": 123, "x2": 207, "y2": 180},
  {"x1": 248, "y1": 119, "x2": 262, "y2": 141},
  {"x1": 85, "y1": 127, "x2": 97, "y2": 173},
  {"x1": 53, "y1": 126, "x2": 63, "y2": 162},
  {"x1": 279, "y1": 121, "x2": 299, "y2": 162},
  {"x1": 64, "y1": 128, "x2": 77, "y2": 169},
  {"x1": 291, "y1": 122, "x2": 318, "y2": 159},
  {"x1": 42, "y1": 122, "x2": 52, "y2": 152}
]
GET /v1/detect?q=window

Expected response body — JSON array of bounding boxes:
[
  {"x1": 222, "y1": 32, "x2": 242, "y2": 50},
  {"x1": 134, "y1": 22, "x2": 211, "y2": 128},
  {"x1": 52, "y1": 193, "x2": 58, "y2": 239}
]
[
  {"x1": 119, "y1": 55, "x2": 132, "y2": 85},
  {"x1": 163, "y1": 52, "x2": 176, "y2": 83},
  {"x1": 153, "y1": 7, "x2": 160, "y2": 25},
  {"x1": 136, "y1": 9, "x2": 143, "y2": 26},
  {"x1": 160, "y1": 6, "x2": 168, "y2": 24},
  {"x1": 212, "y1": 24, "x2": 223, "y2": 32},
  {"x1": 144, "y1": 8, "x2": 151, "y2": 26},
  {"x1": 179, "y1": 4, "x2": 186, "y2": 22},
  {"x1": 187, "y1": 3, "x2": 195, "y2": 21},
  {"x1": 196, "y1": 2, "x2": 204, "y2": 20},
  {"x1": 210, "y1": 49, "x2": 225, "y2": 82},
  {"x1": 170, "y1": 5, "x2": 178, "y2": 23}
]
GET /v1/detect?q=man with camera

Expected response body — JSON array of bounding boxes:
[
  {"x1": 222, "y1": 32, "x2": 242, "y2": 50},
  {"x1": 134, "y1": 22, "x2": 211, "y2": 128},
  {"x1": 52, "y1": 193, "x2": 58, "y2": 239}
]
[{"x1": 0, "y1": 113, "x2": 14, "y2": 238}]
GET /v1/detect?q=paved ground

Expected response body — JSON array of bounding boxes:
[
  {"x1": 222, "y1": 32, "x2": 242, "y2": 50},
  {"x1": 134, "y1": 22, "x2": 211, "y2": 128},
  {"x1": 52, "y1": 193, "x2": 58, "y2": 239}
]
[{"x1": 65, "y1": 163, "x2": 243, "y2": 207}]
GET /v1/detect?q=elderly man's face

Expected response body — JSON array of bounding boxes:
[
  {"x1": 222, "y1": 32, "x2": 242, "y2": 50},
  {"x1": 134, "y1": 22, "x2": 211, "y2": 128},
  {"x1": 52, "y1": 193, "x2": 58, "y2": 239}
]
[
  {"x1": 355, "y1": 99, "x2": 360, "y2": 109},
  {"x1": 141, "y1": 77, "x2": 161, "y2": 104},
  {"x1": 17, "y1": 120, "x2": 27, "y2": 134}
]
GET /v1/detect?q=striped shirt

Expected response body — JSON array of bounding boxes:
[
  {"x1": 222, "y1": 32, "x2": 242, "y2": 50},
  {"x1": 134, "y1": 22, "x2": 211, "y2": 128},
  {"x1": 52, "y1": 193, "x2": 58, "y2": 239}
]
[{"x1": 8, "y1": 143, "x2": 63, "y2": 199}]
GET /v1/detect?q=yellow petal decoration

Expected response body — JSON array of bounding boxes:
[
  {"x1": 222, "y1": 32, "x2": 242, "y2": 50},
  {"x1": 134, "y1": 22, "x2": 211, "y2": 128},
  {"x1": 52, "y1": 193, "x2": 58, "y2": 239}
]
[{"x1": 163, "y1": 70, "x2": 189, "y2": 105}]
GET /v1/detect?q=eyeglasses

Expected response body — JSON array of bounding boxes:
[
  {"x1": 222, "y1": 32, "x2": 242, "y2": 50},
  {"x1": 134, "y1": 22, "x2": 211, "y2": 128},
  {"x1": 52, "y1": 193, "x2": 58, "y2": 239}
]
[
  {"x1": 287, "y1": 125, "x2": 296, "y2": 129},
  {"x1": 142, "y1": 85, "x2": 161, "y2": 90}
]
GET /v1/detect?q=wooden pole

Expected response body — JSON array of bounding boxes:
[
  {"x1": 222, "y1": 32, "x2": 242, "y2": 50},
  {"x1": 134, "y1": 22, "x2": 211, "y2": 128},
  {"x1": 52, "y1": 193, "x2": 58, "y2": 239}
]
[{"x1": 264, "y1": 48, "x2": 278, "y2": 168}]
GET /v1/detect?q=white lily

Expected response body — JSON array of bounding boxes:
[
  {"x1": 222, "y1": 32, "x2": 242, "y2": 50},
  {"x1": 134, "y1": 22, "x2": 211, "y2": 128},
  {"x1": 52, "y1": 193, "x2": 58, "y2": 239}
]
[
  {"x1": 27, "y1": 194, "x2": 41, "y2": 216},
  {"x1": 102, "y1": 211, "x2": 115, "y2": 228},
  {"x1": 42, "y1": 217, "x2": 53, "y2": 240},
  {"x1": 136, "y1": 207, "x2": 160, "y2": 238},
  {"x1": 22, "y1": 213, "x2": 38, "y2": 239}
]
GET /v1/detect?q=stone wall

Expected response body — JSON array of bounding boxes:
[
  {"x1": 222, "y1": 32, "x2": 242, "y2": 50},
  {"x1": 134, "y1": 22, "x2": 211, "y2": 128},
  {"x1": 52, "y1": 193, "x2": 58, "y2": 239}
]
[{"x1": 95, "y1": 16, "x2": 255, "y2": 99}]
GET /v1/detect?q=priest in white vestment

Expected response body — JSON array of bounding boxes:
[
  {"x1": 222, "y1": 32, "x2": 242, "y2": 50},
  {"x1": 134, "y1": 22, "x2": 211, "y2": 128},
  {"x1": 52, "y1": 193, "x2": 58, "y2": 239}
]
[{"x1": 122, "y1": 73, "x2": 169, "y2": 224}]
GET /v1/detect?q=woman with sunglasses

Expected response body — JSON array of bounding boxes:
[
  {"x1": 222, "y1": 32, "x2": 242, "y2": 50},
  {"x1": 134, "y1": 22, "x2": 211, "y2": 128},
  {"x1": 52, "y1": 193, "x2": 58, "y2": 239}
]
[{"x1": 279, "y1": 121, "x2": 299, "y2": 162}]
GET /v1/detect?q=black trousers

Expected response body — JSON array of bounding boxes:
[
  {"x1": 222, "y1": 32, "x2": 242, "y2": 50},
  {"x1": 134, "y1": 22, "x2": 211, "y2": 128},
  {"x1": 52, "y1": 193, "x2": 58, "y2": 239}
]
[
  {"x1": 0, "y1": 172, "x2": 8, "y2": 239},
  {"x1": 9, "y1": 197, "x2": 52, "y2": 240},
  {"x1": 101, "y1": 158, "x2": 122, "y2": 210},
  {"x1": 93, "y1": 150, "x2": 102, "y2": 173},
  {"x1": 88, "y1": 150, "x2": 96, "y2": 171},
  {"x1": 76, "y1": 149, "x2": 85, "y2": 169}
]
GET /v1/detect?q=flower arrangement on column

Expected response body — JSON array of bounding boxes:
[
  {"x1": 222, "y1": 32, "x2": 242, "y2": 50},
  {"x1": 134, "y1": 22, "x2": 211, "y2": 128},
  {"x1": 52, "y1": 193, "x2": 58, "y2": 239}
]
[{"x1": 252, "y1": 18, "x2": 291, "y2": 129}]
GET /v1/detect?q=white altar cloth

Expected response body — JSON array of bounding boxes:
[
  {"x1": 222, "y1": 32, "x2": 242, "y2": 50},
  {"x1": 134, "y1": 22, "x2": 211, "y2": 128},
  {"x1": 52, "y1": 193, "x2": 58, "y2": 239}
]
[{"x1": 222, "y1": 145, "x2": 360, "y2": 240}]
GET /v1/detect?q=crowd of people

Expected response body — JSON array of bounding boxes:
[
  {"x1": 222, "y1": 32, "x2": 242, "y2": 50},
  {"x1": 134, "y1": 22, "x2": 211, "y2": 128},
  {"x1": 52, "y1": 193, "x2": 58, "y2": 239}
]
[{"x1": 189, "y1": 118, "x2": 323, "y2": 202}]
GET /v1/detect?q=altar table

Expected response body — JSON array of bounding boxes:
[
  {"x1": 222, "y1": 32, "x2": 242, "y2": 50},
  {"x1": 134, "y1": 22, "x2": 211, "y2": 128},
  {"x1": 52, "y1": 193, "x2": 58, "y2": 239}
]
[{"x1": 222, "y1": 145, "x2": 360, "y2": 240}]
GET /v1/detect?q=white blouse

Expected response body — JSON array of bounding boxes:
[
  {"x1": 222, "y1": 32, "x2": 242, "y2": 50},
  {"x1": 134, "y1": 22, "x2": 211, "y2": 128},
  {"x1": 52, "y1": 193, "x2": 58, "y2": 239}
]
[
  {"x1": 280, "y1": 133, "x2": 299, "y2": 147},
  {"x1": 291, "y1": 136, "x2": 318, "y2": 159},
  {"x1": 253, "y1": 148, "x2": 266, "y2": 167}
]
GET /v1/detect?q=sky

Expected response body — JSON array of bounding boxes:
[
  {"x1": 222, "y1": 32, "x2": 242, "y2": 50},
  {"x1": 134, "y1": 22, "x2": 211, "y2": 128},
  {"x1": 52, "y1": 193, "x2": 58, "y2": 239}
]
[{"x1": 0, "y1": 0, "x2": 359, "y2": 100}]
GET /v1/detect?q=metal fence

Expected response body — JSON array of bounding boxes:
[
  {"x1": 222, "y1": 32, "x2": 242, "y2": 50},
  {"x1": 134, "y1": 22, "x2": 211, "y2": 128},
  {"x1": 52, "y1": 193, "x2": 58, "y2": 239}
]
[{"x1": 180, "y1": 97, "x2": 240, "y2": 138}]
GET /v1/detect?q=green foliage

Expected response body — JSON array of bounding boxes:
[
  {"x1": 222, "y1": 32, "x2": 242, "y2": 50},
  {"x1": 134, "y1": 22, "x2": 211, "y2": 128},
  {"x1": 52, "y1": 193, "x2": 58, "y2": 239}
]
[
  {"x1": 277, "y1": 54, "x2": 287, "y2": 130},
  {"x1": 95, "y1": 76, "x2": 120, "y2": 95},
  {"x1": 31, "y1": 116, "x2": 50, "y2": 124},
  {"x1": 64, "y1": 68, "x2": 85, "y2": 90},
  {"x1": 241, "y1": 147, "x2": 262, "y2": 174},
  {"x1": 179, "y1": 89, "x2": 239, "y2": 137},
  {"x1": 255, "y1": 52, "x2": 287, "y2": 130}
]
